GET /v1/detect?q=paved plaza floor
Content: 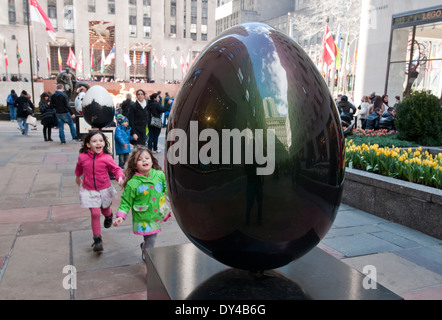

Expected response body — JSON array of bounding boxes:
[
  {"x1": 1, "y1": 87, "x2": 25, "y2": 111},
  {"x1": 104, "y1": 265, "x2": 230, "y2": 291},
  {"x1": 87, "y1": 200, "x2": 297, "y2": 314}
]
[{"x1": 0, "y1": 120, "x2": 440, "y2": 300}]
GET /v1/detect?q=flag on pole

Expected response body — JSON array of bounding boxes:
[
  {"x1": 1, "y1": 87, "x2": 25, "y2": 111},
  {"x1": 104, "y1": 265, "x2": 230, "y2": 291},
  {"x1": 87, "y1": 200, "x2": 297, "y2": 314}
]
[
  {"x1": 57, "y1": 47, "x2": 62, "y2": 71},
  {"x1": 104, "y1": 47, "x2": 115, "y2": 65},
  {"x1": 180, "y1": 53, "x2": 184, "y2": 69},
  {"x1": 151, "y1": 50, "x2": 159, "y2": 68},
  {"x1": 46, "y1": 45, "x2": 51, "y2": 74},
  {"x1": 140, "y1": 51, "x2": 147, "y2": 66},
  {"x1": 323, "y1": 24, "x2": 337, "y2": 66},
  {"x1": 29, "y1": 0, "x2": 56, "y2": 41},
  {"x1": 335, "y1": 24, "x2": 342, "y2": 71},
  {"x1": 77, "y1": 48, "x2": 83, "y2": 75},
  {"x1": 17, "y1": 44, "x2": 23, "y2": 65},
  {"x1": 191, "y1": 52, "x2": 199, "y2": 66},
  {"x1": 171, "y1": 52, "x2": 177, "y2": 69},
  {"x1": 36, "y1": 53, "x2": 40, "y2": 72},
  {"x1": 3, "y1": 41, "x2": 8, "y2": 67},
  {"x1": 100, "y1": 48, "x2": 105, "y2": 73},
  {"x1": 183, "y1": 51, "x2": 190, "y2": 74},
  {"x1": 90, "y1": 47, "x2": 94, "y2": 72},
  {"x1": 67, "y1": 47, "x2": 77, "y2": 69},
  {"x1": 160, "y1": 51, "x2": 167, "y2": 68},
  {"x1": 124, "y1": 50, "x2": 131, "y2": 67}
]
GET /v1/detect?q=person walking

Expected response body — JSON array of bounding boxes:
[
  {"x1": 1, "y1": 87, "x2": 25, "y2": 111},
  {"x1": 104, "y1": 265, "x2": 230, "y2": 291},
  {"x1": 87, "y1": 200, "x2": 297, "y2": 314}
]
[
  {"x1": 75, "y1": 130, "x2": 124, "y2": 252},
  {"x1": 115, "y1": 114, "x2": 131, "y2": 169},
  {"x1": 50, "y1": 83, "x2": 78, "y2": 144},
  {"x1": 147, "y1": 93, "x2": 167, "y2": 153},
  {"x1": 128, "y1": 89, "x2": 149, "y2": 147},
  {"x1": 113, "y1": 146, "x2": 170, "y2": 261},
  {"x1": 14, "y1": 90, "x2": 35, "y2": 136},
  {"x1": 39, "y1": 92, "x2": 56, "y2": 141},
  {"x1": 6, "y1": 89, "x2": 18, "y2": 122}
]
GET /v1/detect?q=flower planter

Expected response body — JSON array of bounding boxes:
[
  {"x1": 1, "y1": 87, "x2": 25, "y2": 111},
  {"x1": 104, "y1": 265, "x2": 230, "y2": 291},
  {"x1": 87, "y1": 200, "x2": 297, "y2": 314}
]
[{"x1": 342, "y1": 167, "x2": 442, "y2": 240}]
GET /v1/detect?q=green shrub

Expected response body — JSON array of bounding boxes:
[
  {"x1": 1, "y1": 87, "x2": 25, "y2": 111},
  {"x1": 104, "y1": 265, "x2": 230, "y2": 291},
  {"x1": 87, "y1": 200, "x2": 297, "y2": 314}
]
[{"x1": 396, "y1": 90, "x2": 442, "y2": 146}]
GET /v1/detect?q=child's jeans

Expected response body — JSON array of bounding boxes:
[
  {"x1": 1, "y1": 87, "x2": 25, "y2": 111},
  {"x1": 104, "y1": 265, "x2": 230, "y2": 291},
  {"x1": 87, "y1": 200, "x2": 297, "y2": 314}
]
[{"x1": 118, "y1": 153, "x2": 129, "y2": 169}]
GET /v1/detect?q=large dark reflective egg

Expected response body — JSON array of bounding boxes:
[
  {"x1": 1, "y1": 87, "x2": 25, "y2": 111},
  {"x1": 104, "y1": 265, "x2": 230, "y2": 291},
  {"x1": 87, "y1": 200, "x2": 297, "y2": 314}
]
[
  {"x1": 166, "y1": 23, "x2": 345, "y2": 271},
  {"x1": 82, "y1": 85, "x2": 115, "y2": 129}
]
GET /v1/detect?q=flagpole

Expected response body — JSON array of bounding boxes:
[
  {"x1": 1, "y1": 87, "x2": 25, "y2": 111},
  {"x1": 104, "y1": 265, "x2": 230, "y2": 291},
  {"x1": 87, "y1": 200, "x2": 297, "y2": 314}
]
[{"x1": 26, "y1": 0, "x2": 35, "y2": 105}]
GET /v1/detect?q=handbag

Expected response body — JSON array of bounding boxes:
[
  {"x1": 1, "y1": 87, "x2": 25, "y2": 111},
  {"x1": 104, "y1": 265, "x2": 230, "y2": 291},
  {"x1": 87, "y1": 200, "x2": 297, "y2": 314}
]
[
  {"x1": 26, "y1": 114, "x2": 37, "y2": 127},
  {"x1": 23, "y1": 102, "x2": 34, "y2": 116},
  {"x1": 150, "y1": 116, "x2": 162, "y2": 128}
]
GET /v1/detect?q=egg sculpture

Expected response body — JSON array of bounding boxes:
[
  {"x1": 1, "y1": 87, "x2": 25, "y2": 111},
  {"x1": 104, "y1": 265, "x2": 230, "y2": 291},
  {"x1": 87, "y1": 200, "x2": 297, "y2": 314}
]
[
  {"x1": 74, "y1": 91, "x2": 85, "y2": 114},
  {"x1": 165, "y1": 23, "x2": 345, "y2": 271},
  {"x1": 82, "y1": 85, "x2": 115, "y2": 129}
]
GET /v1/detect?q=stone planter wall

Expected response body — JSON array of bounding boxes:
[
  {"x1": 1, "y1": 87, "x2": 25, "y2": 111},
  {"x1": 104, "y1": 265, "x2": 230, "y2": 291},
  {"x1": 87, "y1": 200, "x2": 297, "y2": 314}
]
[{"x1": 342, "y1": 168, "x2": 442, "y2": 240}]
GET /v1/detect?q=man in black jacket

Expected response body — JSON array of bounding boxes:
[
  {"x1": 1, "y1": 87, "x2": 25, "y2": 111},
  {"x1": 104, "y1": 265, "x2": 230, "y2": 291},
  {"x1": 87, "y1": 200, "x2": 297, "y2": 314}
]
[{"x1": 50, "y1": 83, "x2": 78, "y2": 144}]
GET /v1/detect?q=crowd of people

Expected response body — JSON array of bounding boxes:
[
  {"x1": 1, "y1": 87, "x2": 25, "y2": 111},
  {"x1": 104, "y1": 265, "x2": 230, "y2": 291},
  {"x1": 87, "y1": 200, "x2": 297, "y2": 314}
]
[{"x1": 335, "y1": 91, "x2": 400, "y2": 132}]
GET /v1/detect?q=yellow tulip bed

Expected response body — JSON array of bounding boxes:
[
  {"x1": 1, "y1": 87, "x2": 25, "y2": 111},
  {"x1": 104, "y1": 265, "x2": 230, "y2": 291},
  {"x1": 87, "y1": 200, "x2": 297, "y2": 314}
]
[{"x1": 345, "y1": 135, "x2": 442, "y2": 189}]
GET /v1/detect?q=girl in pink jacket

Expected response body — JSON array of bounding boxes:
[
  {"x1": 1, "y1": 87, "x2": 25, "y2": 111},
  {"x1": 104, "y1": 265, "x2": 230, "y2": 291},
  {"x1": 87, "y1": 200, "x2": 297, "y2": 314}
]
[{"x1": 75, "y1": 130, "x2": 124, "y2": 252}]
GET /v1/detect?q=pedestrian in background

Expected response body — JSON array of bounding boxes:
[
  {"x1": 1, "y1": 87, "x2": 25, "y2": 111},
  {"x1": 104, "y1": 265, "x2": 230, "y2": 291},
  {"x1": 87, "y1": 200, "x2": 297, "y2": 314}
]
[
  {"x1": 14, "y1": 90, "x2": 34, "y2": 136},
  {"x1": 39, "y1": 92, "x2": 56, "y2": 141},
  {"x1": 50, "y1": 83, "x2": 78, "y2": 144},
  {"x1": 115, "y1": 114, "x2": 131, "y2": 169},
  {"x1": 6, "y1": 89, "x2": 18, "y2": 122}
]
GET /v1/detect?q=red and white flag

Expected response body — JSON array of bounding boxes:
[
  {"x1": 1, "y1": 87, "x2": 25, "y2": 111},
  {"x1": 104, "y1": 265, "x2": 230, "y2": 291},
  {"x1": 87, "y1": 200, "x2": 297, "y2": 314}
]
[
  {"x1": 323, "y1": 24, "x2": 337, "y2": 66},
  {"x1": 160, "y1": 51, "x2": 167, "y2": 68},
  {"x1": 29, "y1": 0, "x2": 56, "y2": 41},
  {"x1": 124, "y1": 50, "x2": 132, "y2": 67},
  {"x1": 3, "y1": 41, "x2": 8, "y2": 68},
  {"x1": 67, "y1": 47, "x2": 77, "y2": 69},
  {"x1": 46, "y1": 45, "x2": 51, "y2": 74}
]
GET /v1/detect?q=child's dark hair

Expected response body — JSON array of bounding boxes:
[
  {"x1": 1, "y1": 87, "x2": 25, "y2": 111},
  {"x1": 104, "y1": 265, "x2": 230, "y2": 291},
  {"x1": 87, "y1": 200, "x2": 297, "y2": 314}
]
[
  {"x1": 79, "y1": 130, "x2": 111, "y2": 154},
  {"x1": 123, "y1": 146, "x2": 162, "y2": 188}
]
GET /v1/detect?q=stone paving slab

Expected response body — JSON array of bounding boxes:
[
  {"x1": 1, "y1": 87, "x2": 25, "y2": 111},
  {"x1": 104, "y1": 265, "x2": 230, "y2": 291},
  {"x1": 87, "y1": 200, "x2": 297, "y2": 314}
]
[
  {"x1": 0, "y1": 232, "x2": 71, "y2": 300},
  {"x1": 0, "y1": 207, "x2": 50, "y2": 224},
  {"x1": 322, "y1": 233, "x2": 403, "y2": 257},
  {"x1": 75, "y1": 264, "x2": 147, "y2": 300},
  {"x1": 342, "y1": 252, "x2": 442, "y2": 297}
]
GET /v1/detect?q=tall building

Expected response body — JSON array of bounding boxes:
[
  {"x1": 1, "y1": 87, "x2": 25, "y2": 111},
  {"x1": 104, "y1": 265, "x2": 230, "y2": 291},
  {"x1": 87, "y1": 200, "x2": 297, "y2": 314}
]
[
  {"x1": 215, "y1": 0, "x2": 294, "y2": 35},
  {"x1": 0, "y1": 0, "x2": 216, "y2": 82}
]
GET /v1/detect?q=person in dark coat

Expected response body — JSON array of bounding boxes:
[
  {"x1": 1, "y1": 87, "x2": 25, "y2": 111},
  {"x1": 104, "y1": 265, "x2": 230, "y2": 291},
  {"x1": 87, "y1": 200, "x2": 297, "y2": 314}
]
[
  {"x1": 120, "y1": 93, "x2": 133, "y2": 117},
  {"x1": 14, "y1": 90, "x2": 35, "y2": 135},
  {"x1": 147, "y1": 93, "x2": 167, "y2": 153},
  {"x1": 39, "y1": 92, "x2": 56, "y2": 141},
  {"x1": 364, "y1": 107, "x2": 383, "y2": 130},
  {"x1": 128, "y1": 89, "x2": 149, "y2": 146},
  {"x1": 379, "y1": 107, "x2": 396, "y2": 131}
]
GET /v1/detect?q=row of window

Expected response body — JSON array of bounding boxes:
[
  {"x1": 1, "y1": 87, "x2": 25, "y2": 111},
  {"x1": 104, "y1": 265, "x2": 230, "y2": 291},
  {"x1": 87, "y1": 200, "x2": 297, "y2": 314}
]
[{"x1": 8, "y1": 0, "x2": 208, "y2": 41}]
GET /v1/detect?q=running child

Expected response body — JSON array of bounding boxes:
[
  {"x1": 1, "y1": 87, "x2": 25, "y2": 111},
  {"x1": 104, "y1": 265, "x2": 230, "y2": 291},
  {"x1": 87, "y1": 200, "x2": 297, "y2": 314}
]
[
  {"x1": 113, "y1": 146, "x2": 171, "y2": 261},
  {"x1": 75, "y1": 130, "x2": 124, "y2": 252}
]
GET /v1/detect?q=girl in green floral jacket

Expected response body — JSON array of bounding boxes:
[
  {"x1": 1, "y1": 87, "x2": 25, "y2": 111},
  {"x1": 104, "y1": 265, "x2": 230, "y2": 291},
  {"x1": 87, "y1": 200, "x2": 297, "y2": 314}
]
[{"x1": 113, "y1": 146, "x2": 171, "y2": 260}]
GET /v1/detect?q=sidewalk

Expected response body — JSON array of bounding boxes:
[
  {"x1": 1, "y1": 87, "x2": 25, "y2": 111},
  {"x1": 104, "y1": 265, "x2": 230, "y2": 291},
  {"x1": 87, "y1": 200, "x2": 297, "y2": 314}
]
[{"x1": 0, "y1": 120, "x2": 440, "y2": 300}]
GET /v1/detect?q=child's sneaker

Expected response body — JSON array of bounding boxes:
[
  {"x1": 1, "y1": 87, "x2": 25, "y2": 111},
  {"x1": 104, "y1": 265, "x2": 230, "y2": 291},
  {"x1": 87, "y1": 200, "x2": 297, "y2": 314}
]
[
  {"x1": 91, "y1": 235, "x2": 103, "y2": 252},
  {"x1": 104, "y1": 213, "x2": 113, "y2": 229}
]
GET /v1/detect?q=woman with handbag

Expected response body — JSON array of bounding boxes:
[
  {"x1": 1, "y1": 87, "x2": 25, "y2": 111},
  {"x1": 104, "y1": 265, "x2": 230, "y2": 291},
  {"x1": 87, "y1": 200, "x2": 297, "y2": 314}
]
[
  {"x1": 14, "y1": 90, "x2": 35, "y2": 136},
  {"x1": 39, "y1": 92, "x2": 56, "y2": 141},
  {"x1": 147, "y1": 93, "x2": 167, "y2": 153}
]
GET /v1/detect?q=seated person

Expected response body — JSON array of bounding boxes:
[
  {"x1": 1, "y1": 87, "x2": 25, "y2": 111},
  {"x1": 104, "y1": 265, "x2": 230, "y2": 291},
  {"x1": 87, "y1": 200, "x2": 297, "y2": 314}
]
[
  {"x1": 337, "y1": 95, "x2": 356, "y2": 121},
  {"x1": 364, "y1": 107, "x2": 383, "y2": 130},
  {"x1": 378, "y1": 107, "x2": 396, "y2": 131}
]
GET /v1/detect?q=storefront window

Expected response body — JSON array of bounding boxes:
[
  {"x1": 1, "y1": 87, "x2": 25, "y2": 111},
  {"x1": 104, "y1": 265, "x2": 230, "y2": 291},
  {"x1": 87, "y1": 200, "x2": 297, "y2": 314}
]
[{"x1": 387, "y1": 14, "x2": 442, "y2": 99}]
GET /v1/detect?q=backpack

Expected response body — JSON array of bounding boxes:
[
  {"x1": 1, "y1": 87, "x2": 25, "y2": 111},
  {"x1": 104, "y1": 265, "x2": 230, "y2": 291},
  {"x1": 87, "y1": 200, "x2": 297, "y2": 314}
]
[{"x1": 7, "y1": 95, "x2": 14, "y2": 105}]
